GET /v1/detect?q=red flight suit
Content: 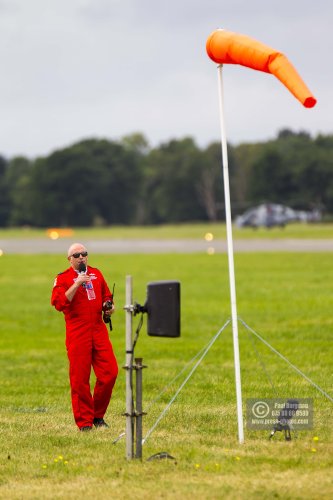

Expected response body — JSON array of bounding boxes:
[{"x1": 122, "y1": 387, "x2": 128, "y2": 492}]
[{"x1": 51, "y1": 265, "x2": 118, "y2": 429}]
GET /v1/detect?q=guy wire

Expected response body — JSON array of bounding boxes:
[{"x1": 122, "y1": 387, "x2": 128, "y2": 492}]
[
  {"x1": 239, "y1": 317, "x2": 333, "y2": 404},
  {"x1": 142, "y1": 319, "x2": 231, "y2": 445}
]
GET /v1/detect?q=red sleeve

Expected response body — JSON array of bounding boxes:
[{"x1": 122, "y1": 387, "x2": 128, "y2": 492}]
[{"x1": 51, "y1": 273, "x2": 71, "y2": 312}]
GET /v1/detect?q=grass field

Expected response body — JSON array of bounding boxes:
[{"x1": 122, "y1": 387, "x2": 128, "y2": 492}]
[
  {"x1": 1, "y1": 221, "x2": 333, "y2": 240},
  {"x1": 0, "y1": 226, "x2": 333, "y2": 498}
]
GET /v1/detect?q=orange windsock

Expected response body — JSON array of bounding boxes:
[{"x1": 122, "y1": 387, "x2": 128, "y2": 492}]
[{"x1": 206, "y1": 29, "x2": 316, "y2": 108}]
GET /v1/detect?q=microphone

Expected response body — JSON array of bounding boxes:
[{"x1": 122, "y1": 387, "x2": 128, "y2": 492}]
[
  {"x1": 78, "y1": 262, "x2": 87, "y2": 288},
  {"x1": 78, "y1": 262, "x2": 86, "y2": 274}
]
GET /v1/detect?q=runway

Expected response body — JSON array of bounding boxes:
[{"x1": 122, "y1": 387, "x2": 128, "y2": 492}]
[{"x1": 1, "y1": 238, "x2": 333, "y2": 254}]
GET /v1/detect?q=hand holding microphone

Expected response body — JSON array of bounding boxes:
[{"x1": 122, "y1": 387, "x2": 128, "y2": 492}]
[
  {"x1": 77, "y1": 262, "x2": 90, "y2": 287},
  {"x1": 64, "y1": 261, "x2": 90, "y2": 302}
]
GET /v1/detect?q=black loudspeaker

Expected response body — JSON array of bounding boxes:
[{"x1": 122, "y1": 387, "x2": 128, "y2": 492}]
[{"x1": 146, "y1": 281, "x2": 180, "y2": 338}]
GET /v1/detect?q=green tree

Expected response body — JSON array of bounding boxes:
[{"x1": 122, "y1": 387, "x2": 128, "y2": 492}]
[
  {"x1": 29, "y1": 139, "x2": 143, "y2": 227},
  {"x1": 247, "y1": 131, "x2": 313, "y2": 207},
  {"x1": 142, "y1": 138, "x2": 205, "y2": 223},
  {"x1": 199, "y1": 142, "x2": 224, "y2": 221},
  {"x1": 249, "y1": 147, "x2": 296, "y2": 203},
  {"x1": 120, "y1": 133, "x2": 150, "y2": 224},
  {"x1": 5, "y1": 157, "x2": 34, "y2": 226},
  {"x1": 232, "y1": 142, "x2": 263, "y2": 213},
  {"x1": 0, "y1": 156, "x2": 10, "y2": 227},
  {"x1": 3, "y1": 129, "x2": 333, "y2": 227}
]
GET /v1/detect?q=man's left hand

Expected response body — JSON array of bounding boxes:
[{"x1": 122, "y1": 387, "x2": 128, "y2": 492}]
[{"x1": 103, "y1": 302, "x2": 115, "y2": 316}]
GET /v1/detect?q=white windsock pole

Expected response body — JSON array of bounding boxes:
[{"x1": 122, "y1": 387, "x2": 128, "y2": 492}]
[{"x1": 217, "y1": 64, "x2": 244, "y2": 443}]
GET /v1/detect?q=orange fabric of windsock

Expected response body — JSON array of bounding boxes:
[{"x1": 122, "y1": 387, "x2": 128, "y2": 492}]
[{"x1": 206, "y1": 29, "x2": 316, "y2": 108}]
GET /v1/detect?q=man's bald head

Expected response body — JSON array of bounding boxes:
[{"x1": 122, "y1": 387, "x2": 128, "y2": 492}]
[
  {"x1": 67, "y1": 243, "x2": 89, "y2": 270},
  {"x1": 67, "y1": 243, "x2": 87, "y2": 258}
]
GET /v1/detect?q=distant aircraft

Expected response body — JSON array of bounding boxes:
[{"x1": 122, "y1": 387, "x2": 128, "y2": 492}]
[{"x1": 235, "y1": 203, "x2": 321, "y2": 229}]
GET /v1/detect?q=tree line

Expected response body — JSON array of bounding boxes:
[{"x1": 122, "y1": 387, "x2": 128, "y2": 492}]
[{"x1": 0, "y1": 129, "x2": 332, "y2": 227}]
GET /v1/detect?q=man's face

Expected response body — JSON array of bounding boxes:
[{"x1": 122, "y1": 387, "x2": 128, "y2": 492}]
[{"x1": 68, "y1": 245, "x2": 88, "y2": 270}]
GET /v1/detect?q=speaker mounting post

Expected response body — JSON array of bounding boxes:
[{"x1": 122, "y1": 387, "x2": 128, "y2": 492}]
[{"x1": 123, "y1": 275, "x2": 181, "y2": 460}]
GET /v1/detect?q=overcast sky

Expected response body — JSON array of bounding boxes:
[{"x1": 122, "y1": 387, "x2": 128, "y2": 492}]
[{"x1": 1, "y1": 0, "x2": 332, "y2": 158}]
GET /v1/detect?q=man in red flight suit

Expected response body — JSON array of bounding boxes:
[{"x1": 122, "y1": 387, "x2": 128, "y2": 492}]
[{"x1": 51, "y1": 242, "x2": 118, "y2": 432}]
